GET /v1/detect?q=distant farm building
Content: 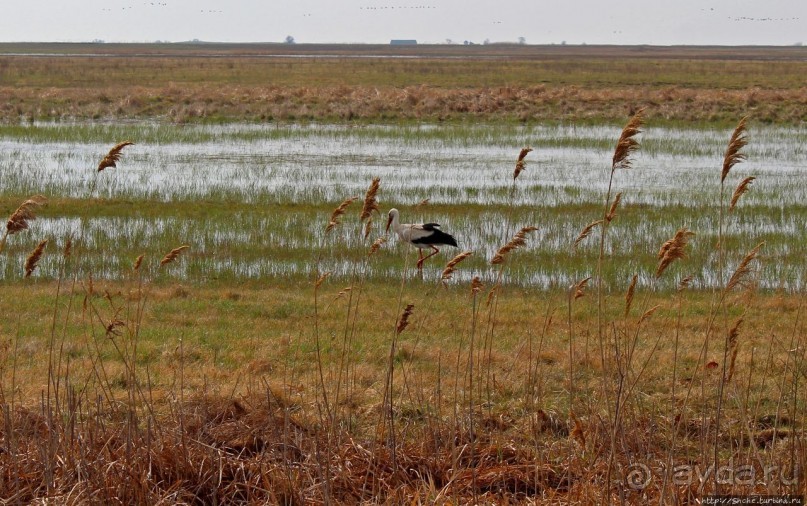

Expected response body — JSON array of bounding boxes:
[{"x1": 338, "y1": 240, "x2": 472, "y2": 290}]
[{"x1": 390, "y1": 40, "x2": 417, "y2": 45}]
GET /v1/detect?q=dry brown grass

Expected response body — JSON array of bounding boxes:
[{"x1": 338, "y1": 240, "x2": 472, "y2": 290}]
[
  {"x1": 2, "y1": 44, "x2": 805, "y2": 124},
  {"x1": 0, "y1": 396, "x2": 610, "y2": 502},
  {"x1": 2, "y1": 80, "x2": 805, "y2": 125},
  {"x1": 0, "y1": 280, "x2": 804, "y2": 503},
  {"x1": 5, "y1": 389, "x2": 796, "y2": 503}
]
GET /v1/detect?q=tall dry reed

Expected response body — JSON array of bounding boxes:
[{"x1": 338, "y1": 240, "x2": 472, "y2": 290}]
[
  {"x1": 0, "y1": 195, "x2": 47, "y2": 253},
  {"x1": 97, "y1": 141, "x2": 134, "y2": 172},
  {"x1": 23, "y1": 239, "x2": 48, "y2": 278}
]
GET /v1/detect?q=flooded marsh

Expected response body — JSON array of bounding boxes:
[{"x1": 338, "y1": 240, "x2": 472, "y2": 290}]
[{"x1": 1, "y1": 121, "x2": 805, "y2": 290}]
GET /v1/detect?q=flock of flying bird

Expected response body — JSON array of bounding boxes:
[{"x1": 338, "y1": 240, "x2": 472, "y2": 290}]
[{"x1": 96, "y1": 141, "x2": 459, "y2": 271}]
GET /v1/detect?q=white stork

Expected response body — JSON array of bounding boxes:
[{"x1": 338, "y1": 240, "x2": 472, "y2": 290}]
[{"x1": 385, "y1": 208, "x2": 458, "y2": 270}]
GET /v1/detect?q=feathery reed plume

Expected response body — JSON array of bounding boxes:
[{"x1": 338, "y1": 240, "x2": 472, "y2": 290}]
[
  {"x1": 441, "y1": 251, "x2": 473, "y2": 281},
  {"x1": 721, "y1": 117, "x2": 749, "y2": 184},
  {"x1": 513, "y1": 147, "x2": 532, "y2": 181},
  {"x1": 315, "y1": 271, "x2": 331, "y2": 288},
  {"x1": 611, "y1": 108, "x2": 645, "y2": 171},
  {"x1": 414, "y1": 198, "x2": 430, "y2": 208},
  {"x1": 624, "y1": 274, "x2": 638, "y2": 317},
  {"x1": 485, "y1": 285, "x2": 498, "y2": 306},
  {"x1": 159, "y1": 245, "x2": 189, "y2": 267},
  {"x1": 571, "y1": 277, "x2": 591, "y2": 300},
  {"x1": 359, "y1": 177, "x2": 381, "y2": 222},
  {"x1": 24, "y1": 239, "x2": 48, "y2": 278},
  {"x1": 656, "y1": 227, "x2": 696, "y2": 278},
  {"x1": 678, "y1": 275, "x2": 694, "y2": 292},
  {"x1": 368, "y1": 236, "x2": 386, "y2": 257},
  {"x1": 63, "y1": 236, "x2": 72, "y2": 258},
  {"x1": 325, "y1": 196, "x2": 358, "y2": 233},
  {"x1": 4, "y1": 195, "x2": 47, "y2": 243},
  {"x1": 638, "y1": 304, "x2": 661, "y2": 324},
  {"x1": 570, "y1": 411, "x2": 586, "y2": 446},
  {"x1": 725, "y1": 318, "x2": 743, "y2": 382},
  {"x1": 491, "y1": 226, "x2": 538, "y2": 264},
  {"x1": 726, "y1": 242, "x2": 764, "y2": 291},
  {"x1": 97, "y1": 141, "x2": 134, "y2": 172},
  {"x1": 729, "y1": 176, "x2": 756, "y2": 212},
  {"x1": 573, "y1": 220, "x2": 602, "y2": 250},
  {"x1": 396, "y1": 304, "x2": 415, "y2": 335},
  {"x1": 470, "y1": 276, "x2": 483, "y2": 295},
  {"x1": 605, "y1": 192, "x2": 622, "y2": 223},
  {"x1": 133, "y1": 254, "x2": 145, "y2": 271}
]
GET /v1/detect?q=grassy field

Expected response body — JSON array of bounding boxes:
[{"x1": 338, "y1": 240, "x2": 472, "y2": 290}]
[
  {"x1": 0, "y1": 44, "x2": 806, "y2": 503},
  {"x1": 1, "y1": 43, "x2": 806, "y2": 125}
]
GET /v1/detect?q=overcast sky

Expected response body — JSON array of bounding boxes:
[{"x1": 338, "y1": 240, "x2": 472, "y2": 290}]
[{"x1": 1, "y1": 0, "x2": 804, "y2": 46}]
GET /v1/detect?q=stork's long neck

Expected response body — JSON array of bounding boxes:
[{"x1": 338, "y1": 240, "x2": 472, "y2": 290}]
[{"x1": 389, "y1": 211, "x2": 404, "y2": 235}]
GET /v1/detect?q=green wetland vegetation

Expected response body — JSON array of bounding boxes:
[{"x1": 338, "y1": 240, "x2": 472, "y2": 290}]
[{"x1": 1, "y1": 121, "x2": 804, "y2": 290}]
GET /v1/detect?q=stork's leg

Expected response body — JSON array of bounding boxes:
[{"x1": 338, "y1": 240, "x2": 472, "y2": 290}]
[
  {"x1": 416, "y1": 248, "x2": 425, "y2": 270},
  {"x1": 420, "y1": 246, "x2": 441, "y2": 266}
]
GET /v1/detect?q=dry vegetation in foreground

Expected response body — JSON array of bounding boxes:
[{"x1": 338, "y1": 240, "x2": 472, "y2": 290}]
[
  {"x1": 1, "y1": 111, "x2": 806, "y2": 504},
  {"x1": 0, "y1": 278, "x2": 804, "y2": 503},
  {"x1": 0, "y1": 44, "x2": 805, "y2": 125}
]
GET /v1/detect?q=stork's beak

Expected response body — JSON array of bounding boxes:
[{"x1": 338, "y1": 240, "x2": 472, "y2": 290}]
[{"x1": 385, "y1": 213, "x2": 393, "y2": 233}]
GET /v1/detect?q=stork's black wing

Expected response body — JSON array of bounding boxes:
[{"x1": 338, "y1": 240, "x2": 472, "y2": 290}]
[{"x1": 411, "y1": 227, "x2": 458, "y2": 247}]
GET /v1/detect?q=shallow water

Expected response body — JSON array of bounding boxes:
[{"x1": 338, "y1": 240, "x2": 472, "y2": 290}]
[{"x1": 1, "y1": 122, "x2": 804, "y2": 289}]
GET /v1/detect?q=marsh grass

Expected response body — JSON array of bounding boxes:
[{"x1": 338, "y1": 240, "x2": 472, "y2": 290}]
[
  {"x1": 4, "y1": 121, "x2": 801, "y2": 292},
  {"x1": 2, "y1": 45, "x2": 806, "y2": 125},
  {"x1": 0, "y1": 280, "x2": 803, "y2": 502}
]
